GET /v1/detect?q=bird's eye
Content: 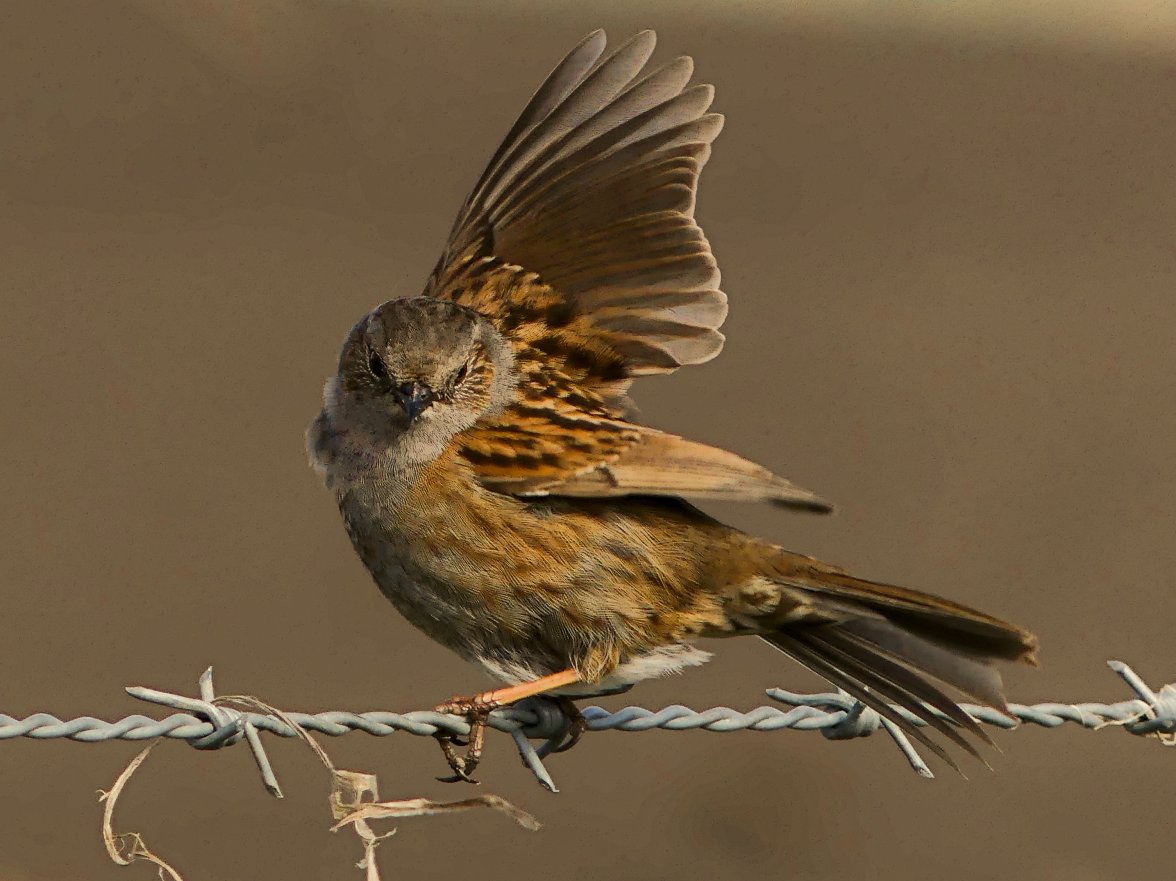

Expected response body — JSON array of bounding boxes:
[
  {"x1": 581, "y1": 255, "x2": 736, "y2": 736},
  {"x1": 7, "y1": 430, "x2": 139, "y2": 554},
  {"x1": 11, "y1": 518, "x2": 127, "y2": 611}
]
[
  {"x1": 368, "y1": 352, "x2": 386, "y2": 378},
  {"x1": 453, "y1": 363, "x2": 469, "y2": 384}
]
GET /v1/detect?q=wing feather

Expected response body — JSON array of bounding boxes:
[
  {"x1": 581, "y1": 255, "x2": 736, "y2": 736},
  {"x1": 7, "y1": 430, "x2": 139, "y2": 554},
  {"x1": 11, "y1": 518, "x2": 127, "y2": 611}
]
[
  {"x1": 423, "y1": 32, "x2": 828, "y2": 512},
  {"x1": 530, "y1": 429, "x2": 833, "y2": 512},
  {"x1": 425, "y1": 30, "x2": 726, "y2": 387}
]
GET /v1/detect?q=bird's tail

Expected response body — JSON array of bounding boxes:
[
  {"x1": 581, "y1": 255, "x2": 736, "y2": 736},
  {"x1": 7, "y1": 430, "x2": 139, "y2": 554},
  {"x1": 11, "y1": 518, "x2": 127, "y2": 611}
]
[{"x1": 761, "y1": 557, "x2": 1038, "y2": 772}]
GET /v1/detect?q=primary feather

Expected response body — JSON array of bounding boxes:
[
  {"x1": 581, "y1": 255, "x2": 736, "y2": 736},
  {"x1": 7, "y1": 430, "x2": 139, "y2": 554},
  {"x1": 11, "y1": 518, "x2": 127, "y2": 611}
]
[{"x1": 426, "y1": 29, "x2": 727, "y2": 396}]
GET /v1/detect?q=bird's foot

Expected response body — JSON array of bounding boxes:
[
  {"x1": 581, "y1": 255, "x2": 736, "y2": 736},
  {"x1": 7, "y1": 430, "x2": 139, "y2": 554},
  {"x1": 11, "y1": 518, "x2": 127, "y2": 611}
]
[
  {"x1": 430, "y1": 671, "x2": 584, "y2": 783},
  {"x1": 432, "y1": 693, "x2": 500, "y2": 784},
  {"x1": 549, "y1": 696, "x2": 586, "y2": 754}
]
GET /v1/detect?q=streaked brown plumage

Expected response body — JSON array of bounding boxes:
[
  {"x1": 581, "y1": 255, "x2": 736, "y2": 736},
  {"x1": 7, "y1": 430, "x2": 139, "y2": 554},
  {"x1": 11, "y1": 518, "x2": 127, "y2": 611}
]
[{"x1": 308, "y1": 30, "x2": 1037, "y2": 780}]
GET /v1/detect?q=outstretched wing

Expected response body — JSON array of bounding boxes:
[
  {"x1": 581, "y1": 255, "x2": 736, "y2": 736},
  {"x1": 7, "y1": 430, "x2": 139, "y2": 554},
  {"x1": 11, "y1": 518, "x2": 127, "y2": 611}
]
[
  {"x1": 426, "y1": 31, "x2": 830, "y2": 512},
  {"x1": 425, "y1": 30, "x2": 725, "y2": 401}
]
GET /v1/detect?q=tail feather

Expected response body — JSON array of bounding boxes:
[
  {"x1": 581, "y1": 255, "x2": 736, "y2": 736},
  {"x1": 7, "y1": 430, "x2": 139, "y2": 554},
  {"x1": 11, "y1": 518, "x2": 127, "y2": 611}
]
[
  {"x1": 839, "y1": 617, "x2": 1009, "y2": 708},
  {"x1": 789, "y1": 631, "x2": 989, "y2": 758},
  {"x1": 761, "y1": 562, "x2": 1037, "y2": 772},
  {"x1": 813, "y1": 628, "x2": 996, "y2": 747},
  {"x1": 768, "y1": 633, "x2": 965, "y2": 774},
  {"x1": 793, "y1": 569, "x2": 1038, "y2": 664}
]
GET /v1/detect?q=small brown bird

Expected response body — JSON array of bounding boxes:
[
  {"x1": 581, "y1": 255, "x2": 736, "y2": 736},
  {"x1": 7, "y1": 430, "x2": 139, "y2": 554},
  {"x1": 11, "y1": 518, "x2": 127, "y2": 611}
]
[{"x1": 308, "y1": 30, "x2": 1037, "y2": 780}]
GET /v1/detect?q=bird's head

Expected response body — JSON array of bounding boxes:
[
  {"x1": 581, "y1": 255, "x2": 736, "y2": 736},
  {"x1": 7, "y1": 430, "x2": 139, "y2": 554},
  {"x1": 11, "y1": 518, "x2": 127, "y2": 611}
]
[{"x1": 328, "y1": 297, "x2": 516, "y2": 463}]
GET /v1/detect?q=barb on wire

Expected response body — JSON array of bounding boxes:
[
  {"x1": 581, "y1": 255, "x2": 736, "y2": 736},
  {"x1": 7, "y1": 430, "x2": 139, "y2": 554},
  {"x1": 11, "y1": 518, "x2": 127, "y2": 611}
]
[
  {"x1": 95, "y1": 671, "x2": 540, "y2": 881},
  {"x1": 1, "y1": 660, "x2": 1172, "y2": 790},
  {"x1": 137, "y1": 667, "x2": 283, "y2": 797}
]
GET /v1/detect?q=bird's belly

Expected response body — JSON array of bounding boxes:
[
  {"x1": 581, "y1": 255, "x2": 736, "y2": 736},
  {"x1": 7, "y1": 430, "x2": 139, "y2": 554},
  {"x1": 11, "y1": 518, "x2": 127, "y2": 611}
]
[
  {"x1": 472, "y1": 639, "x2": 713, "y2": 693},
  {"x1": 551, "y1": 644, "x2": 714, "y2": 696},
  {"x1": 337, "y1": 491, "x2": 497, "y2": 662},
  {"x1": 337, "y1": 482, "x2": 583, "y2": 680},
  {"x1": 332, "y1": 462, "x2": 733, "y2": 686}
]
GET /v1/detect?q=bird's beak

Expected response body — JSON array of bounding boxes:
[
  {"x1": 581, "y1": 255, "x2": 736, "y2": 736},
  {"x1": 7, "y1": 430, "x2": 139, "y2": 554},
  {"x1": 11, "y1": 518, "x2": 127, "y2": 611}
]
[{"x1": 394, "y1": 381, "x2": 435, "y2": 421}]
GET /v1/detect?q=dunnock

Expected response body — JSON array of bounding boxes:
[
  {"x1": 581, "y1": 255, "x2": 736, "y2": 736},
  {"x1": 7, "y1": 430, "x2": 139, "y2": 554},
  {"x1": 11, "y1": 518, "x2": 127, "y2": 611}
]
[{"x1": 308, "y1": 30, "x2": 1037, "y2": 781}]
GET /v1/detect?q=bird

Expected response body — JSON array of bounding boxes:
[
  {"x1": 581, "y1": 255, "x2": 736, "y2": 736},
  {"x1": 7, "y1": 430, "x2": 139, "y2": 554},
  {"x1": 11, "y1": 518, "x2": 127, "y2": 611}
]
[{"x1": 307, "y1": 29, "x2": 1038, "y2": 782}]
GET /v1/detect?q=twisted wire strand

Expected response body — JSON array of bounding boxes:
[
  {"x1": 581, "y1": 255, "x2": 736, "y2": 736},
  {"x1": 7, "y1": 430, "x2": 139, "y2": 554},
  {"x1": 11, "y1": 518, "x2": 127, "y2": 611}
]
[
  {"x1": 2, "y1": 660, "x2": 1171, "y2": 788},
  {"x1": 3, "y1": 661, "x2": 1172, "y2": 744}
]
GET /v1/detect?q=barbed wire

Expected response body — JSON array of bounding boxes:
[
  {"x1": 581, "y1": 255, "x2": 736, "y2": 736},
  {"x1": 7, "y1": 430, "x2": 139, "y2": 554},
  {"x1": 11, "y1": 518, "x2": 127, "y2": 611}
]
[{"x1": 1, "y1": 660, "x2": 1172, "y2": 791}]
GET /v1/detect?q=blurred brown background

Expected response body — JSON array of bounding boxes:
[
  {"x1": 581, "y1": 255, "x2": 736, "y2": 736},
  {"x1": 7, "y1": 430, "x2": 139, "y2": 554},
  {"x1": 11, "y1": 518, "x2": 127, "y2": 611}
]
[{"x1": 3, "y1": 1, "x2": 1175, "y2": 879}]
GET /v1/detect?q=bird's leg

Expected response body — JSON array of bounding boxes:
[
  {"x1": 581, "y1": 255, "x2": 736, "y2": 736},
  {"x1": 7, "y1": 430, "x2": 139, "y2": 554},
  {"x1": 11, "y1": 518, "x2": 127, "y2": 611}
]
[{"x1": 433, "y1": 669, "x2": 581, "y2": 783}]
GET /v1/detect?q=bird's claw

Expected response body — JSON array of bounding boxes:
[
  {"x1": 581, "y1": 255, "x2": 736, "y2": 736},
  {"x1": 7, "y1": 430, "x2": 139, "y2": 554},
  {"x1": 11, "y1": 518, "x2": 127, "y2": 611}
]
[
  {"x1": 435, "y1": 763, "x2": 480, "y2": 785},
  {"x1": 550, "y1": 696, "x2": 586, "y2": 754},
  {"x1": 433, "y1": 694, "x2": 496, "y2": 784}
]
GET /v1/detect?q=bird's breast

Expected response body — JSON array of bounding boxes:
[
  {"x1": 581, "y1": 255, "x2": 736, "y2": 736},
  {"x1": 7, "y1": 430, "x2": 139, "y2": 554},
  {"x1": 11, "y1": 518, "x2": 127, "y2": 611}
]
[{"x1": 324, "y1": 439, "x2": 757, "y2": 680}]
